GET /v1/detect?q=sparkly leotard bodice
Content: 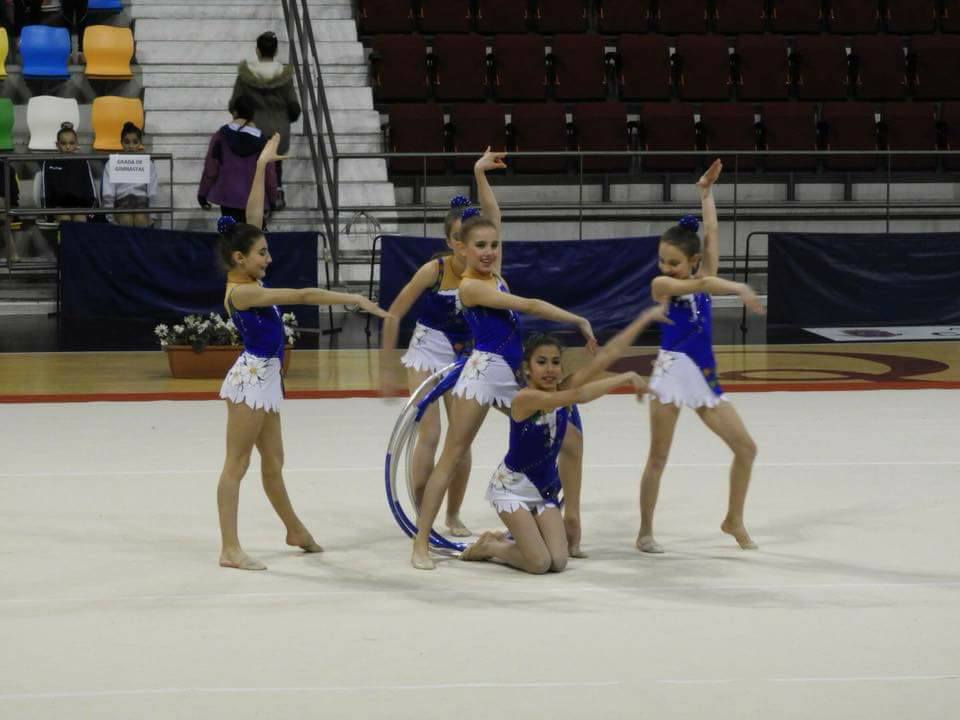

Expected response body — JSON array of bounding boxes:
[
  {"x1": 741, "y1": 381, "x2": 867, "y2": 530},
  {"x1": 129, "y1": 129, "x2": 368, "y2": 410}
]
[
  {"x1": 417, "y1": 256, "x2": 471, "y2": 348},
  {"x1": 226, "y1": 286, "x2": 285, "y2": 359},
  {"x1": 660, "y1": 291, "x2": 721, "y2": 394},
  {"x1": 503, "y1": 406, "x2": 569, "y2": 502},
  {"x1": 457, "y1": 275, "x2": 522, "y2": 370}
]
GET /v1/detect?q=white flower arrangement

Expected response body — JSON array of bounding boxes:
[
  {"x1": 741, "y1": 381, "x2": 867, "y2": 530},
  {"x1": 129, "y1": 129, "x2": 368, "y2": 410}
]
[
  {"x1": 462, "y1": 351, "x2": 492, "y2": 380},
  {"x1": 155, "y1": 312, "x2": 299, "y2": 352}
]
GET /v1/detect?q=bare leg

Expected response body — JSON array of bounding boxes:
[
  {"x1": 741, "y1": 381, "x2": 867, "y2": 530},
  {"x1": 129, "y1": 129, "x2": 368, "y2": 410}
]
[
  {"x1": 407, "y1": 368, "x2": 440, "y2": 508},
  {"x1": 637, "y1": 399, "x2": 681, "y2": 553},
  {"x1": 412, "y1": 396, "x2": 488, "y2": 569},
  {"x1": 461, "y1": 507, "x2": 553, "y2": 574},
  {"x1": 132, "y1": 212, "x2": 151, "y2": 227},
  {"x1": 255, "y1": 411, "x2": 323, "y2": 553},
  {"x1": 559, "y1": 425, "x2": 585, "y2": 557},
  {"x1": 217, "y1": 401, "x2": 267, "y2": 570},
  {"x1": 696, "y1": 402, "x2": 759, "y2": 549},
  {"x1": 114, "y1": 213, "x2": 134, "y2": 227},
  {"x1": 441, "y1": 392, "x2": 472, "y2": 537}
]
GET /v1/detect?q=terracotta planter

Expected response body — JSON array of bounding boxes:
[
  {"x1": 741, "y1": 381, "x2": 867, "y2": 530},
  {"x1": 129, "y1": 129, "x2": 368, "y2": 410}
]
[{"x1": 164, "y1": 345, "x2": 293, "y2": 379}]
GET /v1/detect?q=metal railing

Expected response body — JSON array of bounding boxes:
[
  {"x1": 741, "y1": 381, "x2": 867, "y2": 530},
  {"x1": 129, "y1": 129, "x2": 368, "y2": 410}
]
[
  {"x1": 281, "y1": 0, "x2": 338, "y2": 248},
  {"x1": 334, "y1": 150, "x2": 960, "y2": 262},
  {"x1": 3, "y1": 151, "x2": 175, "y2": 226}
]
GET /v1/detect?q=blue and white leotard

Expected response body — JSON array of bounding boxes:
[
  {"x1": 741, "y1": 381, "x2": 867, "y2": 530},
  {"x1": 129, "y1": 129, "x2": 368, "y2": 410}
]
[
  {"x1": 452, "y1": 274, "x2": 523, "y2": 407},
  {"x1": 401, "y1": 256, "x2": 472, "y2": 373},
  {"x1": 486, "y1": 405, "x2": 570, "y2": 515},
  {"x1": 648, "y1": 291, "x2": 726, "y2": 408},
  {"x1": 219, "y1": 286, "x2": 286, "y2": 412}
]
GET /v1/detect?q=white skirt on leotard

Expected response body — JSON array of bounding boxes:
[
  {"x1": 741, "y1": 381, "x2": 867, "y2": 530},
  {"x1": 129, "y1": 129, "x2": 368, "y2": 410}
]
[
  {"x1": 452, "y1": 350, "x2": 519, "y2": 408},
  {"x1": 485, "y1": 463, "x2": 560, "y2": 516},
  {"x1": 219, "y1": 352, "x2": 284, "y2": 413},
  {"x1": 400, "y1": 322, "x2": 460, "y2": 374},
  {"x1": 648, "y1": 350, "x2": 728, "y2": 409}
]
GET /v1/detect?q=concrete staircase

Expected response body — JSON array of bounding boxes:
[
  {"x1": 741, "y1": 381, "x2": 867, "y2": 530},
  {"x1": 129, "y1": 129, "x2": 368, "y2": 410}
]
[{"x1": 131, "y1": 0, "x2": 395, "y2": 282}]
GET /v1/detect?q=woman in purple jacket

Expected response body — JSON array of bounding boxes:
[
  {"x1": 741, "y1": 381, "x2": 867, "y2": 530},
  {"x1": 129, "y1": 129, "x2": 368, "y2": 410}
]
[{"x1": 198, "y1": 95, "x2": 278, "y2": 227}]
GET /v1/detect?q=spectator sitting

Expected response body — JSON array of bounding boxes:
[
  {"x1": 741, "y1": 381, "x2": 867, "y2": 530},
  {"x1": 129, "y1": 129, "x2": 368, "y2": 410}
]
[
  {"x1": 198, "y1": 95, "x2": 278, "y2": 227},
  {"x1": 229, "y1": 31, "x2": 300, "y2": 209},
  {"x1": 35, "y1": 122, "x2": 98, "y2": 224},
  {"x1": 101, "y1": 122, "x2": 159, "y2": 228}
]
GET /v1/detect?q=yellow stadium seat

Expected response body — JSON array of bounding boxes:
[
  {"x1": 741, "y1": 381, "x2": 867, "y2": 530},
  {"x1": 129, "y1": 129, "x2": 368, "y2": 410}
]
[
  {"x1": 0, "y1": 27, "x2": 8, "y2": 79},
  {"x1": 83, "y1": 25, "x2": 134, "y2": 80},
  {"x1": 92, "y1": 97, "x2": 144, "y2": 151}
]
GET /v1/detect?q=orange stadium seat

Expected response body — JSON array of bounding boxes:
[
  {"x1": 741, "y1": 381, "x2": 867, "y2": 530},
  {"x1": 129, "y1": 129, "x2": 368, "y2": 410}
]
[
  {"x1": 84, "y1": 25, "x2": 134, "y2": 79},
  {"x1": 92, "y1": 97, "x2": 144, "y2": 150}
]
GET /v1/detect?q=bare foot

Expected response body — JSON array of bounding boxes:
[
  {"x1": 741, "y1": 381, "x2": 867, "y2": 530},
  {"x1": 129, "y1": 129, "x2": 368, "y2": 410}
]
[
  {"x1": 565, "y1": 517, "x2": 586, "y2": 558},
  {"x1": 445, "y1": 515, "x2": 472, "y2": 537},
  {"x1": 636, "y1": 534, "x2": 664, "y2": 554},
  {"x1": 286, "y1": 531, "x2": 324, "y2": 553},
  {"x1": 460, "y1": 531, "x2": 498, "y2": 561},
  {"x1": 721, "y1": 519, "x2": 758, "y2": 550},
  {"x1": 568, "y1": 544, "x2": 589, "y2": 559},
  {"x1": 411, "y1": 544, "x2": 435, "y2": 570},
  {"x1": 219, "y1": 549, "x2": 267, "y2": 571}
]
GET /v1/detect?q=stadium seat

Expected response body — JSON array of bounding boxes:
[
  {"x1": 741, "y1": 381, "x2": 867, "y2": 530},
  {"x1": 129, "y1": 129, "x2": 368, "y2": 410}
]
[
  {"x1": 371, "y1": 35, "x2": 430, "y2": 101},
  {"x1": 88, "y1": 0, "x2": 124, "y2": 10},
  {"x1": 736, "y1": 35, "x2": 790, "y2": 100},
  {"x1": 0, "y1": 28, "x2": 8, "y2": 79},
  {"x1": 27, "y1": 96, "x2": 80, "y2": 150},
  {"x1": 508, "y1": 103, "x2": 569, "y2": 173},
  {"x1": 944, "y1": 1, "x2": 960, "y2": 32},
  {"x1": 597, "y1": 0, "x2": 652, "y2": 34},
  {"x1": 550, "y1": 34, "x2": 609, "y2": 101},
  {"x1": 639, "y1": 103, "x2": 699, "y2": 172},
  {"x1": 675, "y1": 35, "x2": 732, "y2": 101},
  {"x1": 386, "y1": 104, "x2": 446, "y2": 174},
  {"x1": 939, "y1": 102, "x2": 960, "y2": 169},
  {"x1": 83, "y1": 25, "x2": 134, "y2": 80},
  {"x1": 912, "y1": 36, "x2": 960, "y2": 100},
  {"x1": 715, "y1": 0, "x2": 767, "y2": 34},
  {"x1": 572, "y1": 102, "x2": 631, "y2": 173},
  {"x1": 760, "y1": 102, "x2": 819, "y2": 171},
  {"x1": 769, "y1": 0, "x2": 822, "y2": 33},
  {"x1": 359, "y1": 0, "x2": 415, "y2": 33},
  {"x1": 885, "y1": 0, "x2": 936, "y2": 34},
  {"x1": 450, "y1": 104, "x2": 507, "y2": 172},
  {"x1": 793, "y1": 36, "x2": 851, "y2": 101},
  {"x1": 821, "y1": 102, "x2": 879, "y2": 170},
  {"x1": 0, "y1": 99, "x2": 14, "y2": 151},
  {"x1": 700, "y1": 103, "x2": 760, "y2": 170},
  {"x1": 536, "y1": 0, "x2": 588, "y2": 34},
  {"x1": 419, "y1": 0, "x2": 472, "y2": 34},
  {"x1": 882, "y1": 102, "x2": 938, "y2": 171},
  {"x1": 477, "y1": 0, "x2": 530, "y2": 34},
  {"x1": 658, "y1": 0, "x2": 711, "y2": 34},
  {"x1": 617, "y1": 35, "x2": 672, "y2": 100},
  {"x1": 492, "y1": 34, "x2": 547, "y2": 101},
  {"x1": 92, "y1": 97, "x2": 144, "y2": 151},
  {"x1": 19, "y1": 25, "x2": 71, "y2": 79},
  {"x1": 851, "y1": 36, "x2": 907, "y2": 100},
  {"x1": 432, "y1": 34, "x2": 488, "y2": 101},
  {"x1": 828, "y1": 0, "x2": 880, "y2": 34}
]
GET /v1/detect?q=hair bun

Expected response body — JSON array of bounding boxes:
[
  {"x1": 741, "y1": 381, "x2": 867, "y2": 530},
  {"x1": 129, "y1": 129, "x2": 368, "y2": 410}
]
[
  {"x1": 678, "y1": 214, "x2": 700, "y2": 232},
  {"x1": 461, "y1": 207, "x2": 481, "y2": 221},
  {"x1": 450, "y1": 195, "x2": 472, "y2": 210},
  {"x1": 217, "y1": 216, "x2": 238, "y2": 234}
]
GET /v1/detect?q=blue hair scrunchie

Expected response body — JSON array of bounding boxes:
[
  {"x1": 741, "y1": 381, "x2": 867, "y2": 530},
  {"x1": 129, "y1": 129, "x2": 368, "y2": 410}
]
[
  {"x1": 678, "y1": 214, "x2": 700, "y2": 232},
  {"x1": 461, "y1": 207, "x2": 481, "y2": 222},
  {"x1": 450, "y1": 195, "x2": 472, "y2": 210},
  {"x1": 218, "y1": 215, "x2": 238, "y2": 234}
]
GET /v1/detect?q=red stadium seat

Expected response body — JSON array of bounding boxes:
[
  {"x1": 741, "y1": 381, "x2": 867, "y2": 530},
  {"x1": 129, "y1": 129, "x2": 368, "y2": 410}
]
[
  {"x1": 509, "y1": 103, "x2": 569, "y2": 173},
  {"x1": 477, "y1": 0, "x2": 530, "y2": 33},
  {"x1": 419, "y1": 0, "x2": 473, "y2": 33},
  {"x1": 359, "y1": 0, "x2": 414, "y2": 33},
  {"x1": 828, "y1": 0, "x2": 881, "y2": 34},
  {"x1": 851, "y1": 36, "x2": 907, "y2": 101},
  {"x1": 371, "y1": 36, "x2": 430, "y2": 101},
  {"x1": 760, "y1": 102, "x2": 819, "y2": 171},
  {"x1": 884, "y1": 0, "x2": 936, "y2": 34},
  {"x1": 492, "y1": 34, "x2": 547, "y2": 100},
  {"x1": 700, "y1": 103, "x2": 760, "y2": 170},
  {"x1": 912, "y1": 36, "x2": 960, "y2": 100},
  {"x1": 535, "y1": 0, "x2": 588, "y2": 34},
  {"x1": 882, "y1": 102, "x2": 938, "y2": 171},
  {"x1": 432, "y1": 34, "x2": 489, "y2": 101},
  {"x1": 939, "y1": 102, "x2": 960, "y2": 169},
  {"x1": 618, "y1": 35, "x2": 672, "y2": 100},
  {"x1": 551, "y1": 34, "x2": 609, "y2": 101},
  {"x1": 736, "y1": 35, "x2": 790, "y2": 101},
  {"x1": 944, "y1": 1, "x2": 960, "y2": 33},
  {"x1": 715, "y1": 0, "x2": 767, "y2": 34},
  {"x1": 572, "y1": 102, "x2": 631, "y2": 173},
  {"x1": 821, "y1": 102, "x2": 879, "y2": 171},
  {"x1": 597, "y1": 0, "x2": 652, "y2": 34},
  {"x1": 658, "y1": 0, "x2": 711, "y2": 34},
  {"x1": 386, "y1": 104, "x2": 446, "y2": 174},
  {"x1": 675, "y1": 35, "x2": 732, "y2": 101},
  {"x1": 793, "y1": 36, "x2": 851, "y2": 101},
  {"x1": 450, "y1": 104, "x2": 508, "y2": 172},
  {"x1": 639, "y1": 103, "x2": 700, "y2": 172},
  {"x1": 769, "y1": 0, "x2": 822, "y2": 33}
]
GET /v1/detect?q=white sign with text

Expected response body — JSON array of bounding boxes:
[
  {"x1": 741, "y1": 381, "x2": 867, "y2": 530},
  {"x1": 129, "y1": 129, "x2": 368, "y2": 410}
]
[{"x1": 107, "y1": 154, "x2": 151, "y2": 184}]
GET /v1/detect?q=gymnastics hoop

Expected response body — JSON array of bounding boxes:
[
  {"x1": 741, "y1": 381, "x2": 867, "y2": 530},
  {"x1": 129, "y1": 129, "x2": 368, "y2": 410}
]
[{"x1": 385, "y1": 359, "x2": 468, "y2": 554}]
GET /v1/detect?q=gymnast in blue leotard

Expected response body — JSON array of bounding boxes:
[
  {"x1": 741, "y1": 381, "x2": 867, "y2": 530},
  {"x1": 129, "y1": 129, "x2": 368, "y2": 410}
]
[
  {"x1": 638, "y1": 159, "x2": 766, "y2": 555},
  {"x1": 459, "y1": 304, "x2": 668, "y2": 574},
  {"x1": 410, "y1": 213, "x2": 599, "y2": 570}
]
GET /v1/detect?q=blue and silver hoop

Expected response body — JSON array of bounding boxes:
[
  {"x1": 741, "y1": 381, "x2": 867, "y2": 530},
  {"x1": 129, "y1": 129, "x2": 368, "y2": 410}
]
[{"x1": 385, "y1": 359, "x2": 468, "y2": 554}]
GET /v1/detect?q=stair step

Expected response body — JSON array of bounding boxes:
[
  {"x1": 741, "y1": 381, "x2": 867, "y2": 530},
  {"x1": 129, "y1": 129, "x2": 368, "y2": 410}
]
[
  {"x1": 130, "y1": 4, "x2": 351, "y2": 21},
  {"x1": 136, "y1": 41, "x2": 364, "y2": 66},
  {"x1": 145, "y1": 109, "x2": 379, "y2": 135},
  {"x1": 144, "y1": 86, "x2": 373, "y2": 112},
  {"x1": 157, "y1": 158, "x2": 386, "y2": 184},
  {"x1": 165, "y1": 181, "x2": 395, "y2": 208},
  {"x1": 135, "y1": 18, "x2": 356, "y2": 43}
]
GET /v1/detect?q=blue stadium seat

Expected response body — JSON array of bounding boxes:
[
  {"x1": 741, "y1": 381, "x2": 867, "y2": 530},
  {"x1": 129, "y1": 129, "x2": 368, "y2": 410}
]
[
  {"x1": 19, "y1": 26, "x2": 71, "y2": 80},
  {"x1": 88, "y1": 0, "x2": 125, "y2": 11}
]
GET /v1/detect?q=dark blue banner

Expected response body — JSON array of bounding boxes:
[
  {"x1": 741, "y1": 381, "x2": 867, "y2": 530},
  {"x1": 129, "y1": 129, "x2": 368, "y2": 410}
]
[
  {"x1": 379, "y1": 234, "x2": 661, "y2": 337},
  {"x1": 60, "y1": 223, "x2": 319, "y2": 326},
  {"x1": 768, "y1": 232, "x2": 960, "y2": 326}
]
